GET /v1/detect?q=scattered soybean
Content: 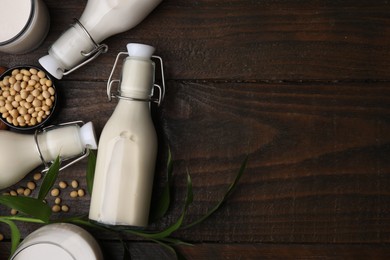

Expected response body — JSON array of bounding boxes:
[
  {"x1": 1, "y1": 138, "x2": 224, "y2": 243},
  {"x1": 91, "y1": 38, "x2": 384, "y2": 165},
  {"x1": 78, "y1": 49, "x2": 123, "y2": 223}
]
[
  {"x1": 33, "y1": 172, "x2": 42, "y2": 181},
  {"x1": 70, "y1": 191, "x2": 78, "y2": 198},
  {"x1": 54, "y1": 197, "x2": 61, "y2": 205},
  {"x1": 61, "y1": 205, "x2": 69, "y2": 212},
  {"x1": 27, "y1": 181, "x2": 36, "y2": 190},
  {"x1": 51, "y1": 188, "x2": 60, "y2": 197},
  {"x1": 77, "y1": 189, "x2": 85, "y2": 197},
  {"x1": 52, "y1": 205, "x2": 61, "y2": 213},
  {"x1": 59, "y1": 181, "x2": 68, "y2": 189},
  {"x1": 71, "y1": 180, "x2": 79, "y2": 189}
]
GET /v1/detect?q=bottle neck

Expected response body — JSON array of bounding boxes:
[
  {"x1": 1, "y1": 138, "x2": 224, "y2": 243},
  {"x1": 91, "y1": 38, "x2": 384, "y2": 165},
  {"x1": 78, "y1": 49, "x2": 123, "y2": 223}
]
[
  {"x1": 37, "y1": 125, "x2": 85, "y2": 162},
  {"x1": 43, "y1": 22, "x2": 96, "y2": 74},
  {"x1": 115, "y1": 99, "x2": 151, "y2": 114},
  {"x1": 119, "y1": 57, "x2": 154, "y2": 100}
]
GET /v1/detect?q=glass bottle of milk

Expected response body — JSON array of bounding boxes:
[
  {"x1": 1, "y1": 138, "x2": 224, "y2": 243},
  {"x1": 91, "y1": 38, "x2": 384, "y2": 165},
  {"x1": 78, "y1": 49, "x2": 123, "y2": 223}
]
[{"x1": 89, "y1": 43, "x2": 164, "y2": 227}]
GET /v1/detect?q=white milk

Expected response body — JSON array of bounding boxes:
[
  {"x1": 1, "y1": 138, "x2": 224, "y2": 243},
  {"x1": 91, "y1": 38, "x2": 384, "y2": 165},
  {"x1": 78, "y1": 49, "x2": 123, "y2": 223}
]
[
  {"x1": 80, "y1": 0, "x2": 162, "y2": 43},
  {"x1": 0, "y1": 0, "x2": 50, "y2": 54},
  {"x1": 0, "y1": 131, "x2": 39, "y2": 189},
  {"x1": 39, "y1": 0, "x2": 162, "y2": 79},
  {"x1": 11, "y1": 223, "x2": 103, "y2": 260},
  {"x1": 0, "y1": 0, "x2": 31, "y2": 41},
  {"x1": 89, "y1": 44, "x2": 158, "y2": 227},
  {"x1": 0, "y1": 122, "x2": 97, "y2": 190}
]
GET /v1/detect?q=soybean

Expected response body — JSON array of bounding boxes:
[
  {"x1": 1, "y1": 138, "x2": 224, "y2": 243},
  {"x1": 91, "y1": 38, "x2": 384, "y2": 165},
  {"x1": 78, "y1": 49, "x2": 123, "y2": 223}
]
[
  {"x1": 77, "y1": 189, "x2": 85, "y2": 197},
  {"x1": 27, "y1": 181, "x2": 36, "y2": 190},
  {"x1": 54, "y1": 197, "x2": 62, "y2": 205},
  {"x1": 33, "y1": 173, "x2": 42, "y2": 181},
  {"x1": 52, "y1": 205, "x2": 61, "y2": 213},
  {"x1": 71, "y1": 180, "x2": 79, "y2": 189},
  {"x1": 70, "y1": 191, "x2": 78, "y2": 198},
  {"x1": 23, "y1": 188, "x2": 31, "y2": 196},
  {"x1": 59, "y1": 181, "x2": 68, "y2": 189},
  {"x1": 51, "y1": 188, "x2": 60, "y2": 197}
]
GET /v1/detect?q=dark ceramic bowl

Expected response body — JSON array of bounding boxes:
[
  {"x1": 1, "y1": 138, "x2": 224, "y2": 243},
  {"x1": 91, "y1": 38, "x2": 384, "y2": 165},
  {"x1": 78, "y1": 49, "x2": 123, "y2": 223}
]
[{"x1": 0, "y1": 65, "x2": 58, "y2": 131}]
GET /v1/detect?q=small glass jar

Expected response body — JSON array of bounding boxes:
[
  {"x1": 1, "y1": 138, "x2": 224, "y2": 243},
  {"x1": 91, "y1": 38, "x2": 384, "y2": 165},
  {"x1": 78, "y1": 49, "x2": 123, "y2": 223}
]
[
  {"x1": 0, "y1": 0, "x2": 50, "y2": 54},
  {"x1": 11, "y1": 223, "x2": 103, "y2": 260}
]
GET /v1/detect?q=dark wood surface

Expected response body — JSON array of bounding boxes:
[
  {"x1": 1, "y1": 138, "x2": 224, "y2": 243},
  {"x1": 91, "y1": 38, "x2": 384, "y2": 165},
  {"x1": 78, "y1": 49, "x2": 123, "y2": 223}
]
[{"x1": 1, "y1": 0, "x2": 390, "y2": 259}]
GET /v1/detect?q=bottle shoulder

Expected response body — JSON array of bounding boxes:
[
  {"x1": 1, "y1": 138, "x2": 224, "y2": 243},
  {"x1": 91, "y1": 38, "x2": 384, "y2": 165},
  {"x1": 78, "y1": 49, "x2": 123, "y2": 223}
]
[{"x1": 102, "y1": 110, "x2": 155, "y2": 133}]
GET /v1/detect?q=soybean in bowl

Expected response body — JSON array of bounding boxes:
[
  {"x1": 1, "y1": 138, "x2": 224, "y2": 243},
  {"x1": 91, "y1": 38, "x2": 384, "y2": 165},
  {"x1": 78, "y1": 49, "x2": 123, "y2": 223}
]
[{"x1": 0, "y1": 66, "x2": 57, "y2": 131}]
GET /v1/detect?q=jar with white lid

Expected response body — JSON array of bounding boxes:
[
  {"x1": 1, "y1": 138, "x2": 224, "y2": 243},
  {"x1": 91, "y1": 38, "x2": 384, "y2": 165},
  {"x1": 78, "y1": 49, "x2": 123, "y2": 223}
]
[
  {"x1": 10, "y1": 223, "x2": 103, "y2": 260},
  {"x1": 0, "y1": 0, "x2": 50, "y2": 54}
]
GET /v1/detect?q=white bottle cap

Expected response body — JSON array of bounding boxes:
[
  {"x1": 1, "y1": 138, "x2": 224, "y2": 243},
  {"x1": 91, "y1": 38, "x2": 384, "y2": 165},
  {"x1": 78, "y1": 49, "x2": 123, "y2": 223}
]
[
  {"x1": 39, "y1": 55, "x2": 64, "y2": 79},
  {"x1": 126, "y1": 43, "x2": 155, "y2": 59},
  {"x1": 79, "y1": 122, "x2": 98, "y2": 149}
]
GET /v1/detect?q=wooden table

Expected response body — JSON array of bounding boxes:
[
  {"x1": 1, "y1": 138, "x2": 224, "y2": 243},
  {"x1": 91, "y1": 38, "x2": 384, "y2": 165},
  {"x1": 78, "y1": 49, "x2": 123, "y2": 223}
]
[{"x1": 1, "y1": 0, "x2": 390, "y2": 259}]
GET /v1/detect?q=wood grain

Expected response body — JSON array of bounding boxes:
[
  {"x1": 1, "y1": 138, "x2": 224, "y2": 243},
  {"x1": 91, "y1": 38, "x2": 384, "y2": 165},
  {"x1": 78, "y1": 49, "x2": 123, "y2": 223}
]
[
  {"x1": 2, "y1": 242, "x2": 390, "y2": 259},
  {"x1": 0, "y1": 0, "x2": 389, "y2": 259},
  {"x1": 4, "y1": 0, "x2": 390, "y2": 81}
]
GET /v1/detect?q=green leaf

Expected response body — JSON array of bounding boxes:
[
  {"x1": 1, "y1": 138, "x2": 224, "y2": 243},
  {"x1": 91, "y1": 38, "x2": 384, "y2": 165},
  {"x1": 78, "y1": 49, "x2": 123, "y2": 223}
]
[
  {"x1": 185, "y1": 170, "x2": 194, "y2": 206},
  {"x1": 160, "y1": 237, "x2": 193, "y2": 247},
  {"x1": 150, "y1": 238, "x2": 180, "y2": 259},
  {"x1": 0, "y1": 218, "x2": 20, "y2": 256},
  {"x1": 121, "y1": 240, "x2": 132, "y2": 260},
  {"x1": 0, "y1": 216, "x2": 45, "y2": 224},
  {"x1": 38, "y1": 155, "x2": 61, "y2": 200},
  {"x1": 150, "y1": 148, "x2": 174, "y2": 221},
  {"x1": 0, "y1": 196, "x2": 51, "y2": 223},
  {"x1": 182, "y1": 156, "x2": 248, "y2": 229},
  {"x1": 152, "y1": 239, "x2": 188, "y2": 260},
  {"x1": 86, "y1": 149, "x2": 97, "y2": 195},
  {"x1": 136, "y1": 171, "x2": 193, "y2": 239}
]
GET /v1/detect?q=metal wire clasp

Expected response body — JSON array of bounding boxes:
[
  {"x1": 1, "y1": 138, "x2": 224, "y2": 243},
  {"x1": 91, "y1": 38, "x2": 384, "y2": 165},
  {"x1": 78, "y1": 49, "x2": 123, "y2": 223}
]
[
  {"x1": 62, "y1": 19, "x2": 108, "y2": 76},
  {"x1": 34, "y1": 121, "x2": 91, "y2": 173},
  {"x1": 106, "y1": 52, "x2": 166, "y2": 106}
]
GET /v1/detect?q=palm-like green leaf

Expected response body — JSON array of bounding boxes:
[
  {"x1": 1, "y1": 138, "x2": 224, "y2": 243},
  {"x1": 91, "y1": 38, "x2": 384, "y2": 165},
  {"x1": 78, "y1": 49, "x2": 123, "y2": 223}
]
[
  {"x1": 124, "y1": 171, "x2": 193, "y2": 240},
  {"x1": 150, "y1": 148, "x2": 174, "y2": 221},
  {"x1": 0, "y1": 218, "x2": 20, "y2": 256},
  {"x1": 182, "y1": 156, "x2": 248, "y2": 229},
  {"x1": 0, "y1": 196, "x2": 51, "y2": 222},
  {"x1": 121, "y1": 239, "x2": 132, "y2": 260},
  {"x1": 38, "y1": 156, "x2": 61, "y2": 200},
  {"x1": 86, "y1": 149, "x2": 97, "y2": 195}
]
